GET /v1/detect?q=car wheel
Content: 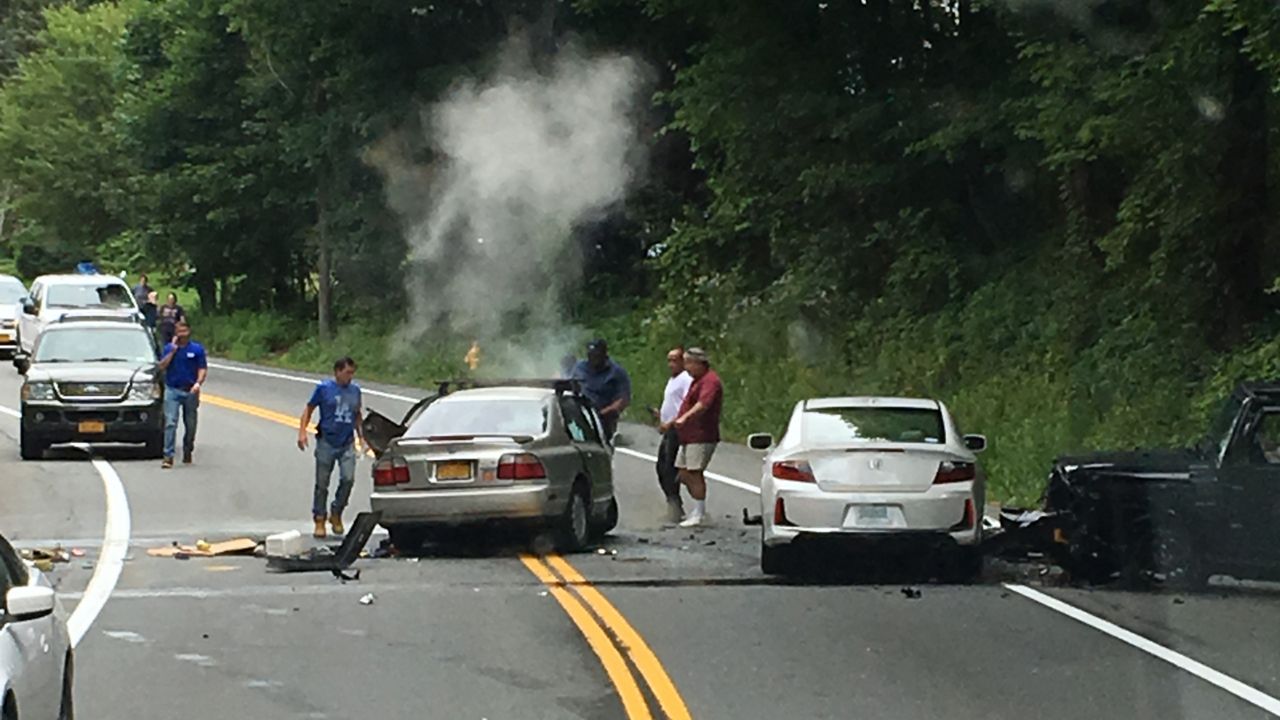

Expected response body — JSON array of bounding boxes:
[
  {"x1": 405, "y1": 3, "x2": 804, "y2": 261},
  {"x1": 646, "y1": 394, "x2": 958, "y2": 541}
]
[
  {"x1": 555, "y1": 483, "x2": 591, "y2": 552},
  {"x1": 58, "y1": 652, "x2": 74, "y2": 720},
  {"x1": 948, "y1": 547, "x2": 984, "y2": 583},
  {"x1": 761, "y1": 538, "x2": 791, "y2": 576},
  {"x1": 3, "y1": 691, "x2": 16, "y2": 720},
  {"x1": 1147, "y1": 518, "x2": 1208, "y2": 592},
  {"x1": 387, "y1": 526, "x2": 426, "y2": 554},
  {"x1": 590, "y1": 497, "x2": 619, "y2": 539},
  {"x1": 19, "y1": 430, "x2": 45, "y2": 461}
]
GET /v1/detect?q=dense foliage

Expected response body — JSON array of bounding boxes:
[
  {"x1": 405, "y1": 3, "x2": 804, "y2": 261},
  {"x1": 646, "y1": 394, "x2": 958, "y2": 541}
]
[{"x1": 4, "y1": 0, "x2": 1280, "y2": 501}]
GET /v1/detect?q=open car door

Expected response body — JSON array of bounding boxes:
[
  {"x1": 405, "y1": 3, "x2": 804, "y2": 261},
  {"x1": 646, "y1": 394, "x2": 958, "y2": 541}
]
[{"x1": 361, "y1": 393, "x2": 439, "y2": 457}]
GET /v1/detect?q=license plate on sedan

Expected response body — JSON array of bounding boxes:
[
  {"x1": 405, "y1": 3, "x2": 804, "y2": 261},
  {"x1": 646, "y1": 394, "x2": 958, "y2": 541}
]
[
  {"x1": 78, "y1": 420, "x2": 106, "y2": 434},
  {"x1": 435, "y1": 461, "x2": 472, "y2": 480},
  {"x1": 0, "y1": 333, "x2": 9, "y2": 342}
]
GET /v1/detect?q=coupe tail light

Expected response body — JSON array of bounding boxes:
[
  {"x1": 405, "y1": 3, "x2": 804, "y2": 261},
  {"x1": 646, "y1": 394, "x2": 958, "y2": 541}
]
[
  {"x1": 934, "y1": 461, "x2": 975, "y2": 484},
  {"x1": 498, "y1": 453, "x2": 546, "y2": 480},
  {"x1": 772, "y1": 460, "x2": 816, "y2": 483},
  {"x1": 374, "y1": 457, "x2": 410, "y2": 486}
]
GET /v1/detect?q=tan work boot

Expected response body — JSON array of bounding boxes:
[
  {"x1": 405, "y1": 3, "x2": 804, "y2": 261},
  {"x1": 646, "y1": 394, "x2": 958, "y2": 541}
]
[
  {"x1": 329, "y1": 512, "x2": 345, "y2": 536},
  {"x1": 313, "y1": 516, "x2": 327, "y2": 539}
]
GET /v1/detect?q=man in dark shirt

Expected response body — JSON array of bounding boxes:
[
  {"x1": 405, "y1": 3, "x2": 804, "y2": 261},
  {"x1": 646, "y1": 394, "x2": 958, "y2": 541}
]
[
  {"x1": 571, "y1": 339, "x2": 631, "y2": 440},
  {"x1": 671, "y1": 347, "x2": 723, "y2": 527},
  {"x1": 156, "y1": 319, "x2": 207, "y2": 469}
]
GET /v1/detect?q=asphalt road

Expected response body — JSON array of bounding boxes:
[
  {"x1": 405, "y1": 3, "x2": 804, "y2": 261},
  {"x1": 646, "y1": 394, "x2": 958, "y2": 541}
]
[{"x1": 3, "y1": 357, "x2": 1280, "y2": 719}]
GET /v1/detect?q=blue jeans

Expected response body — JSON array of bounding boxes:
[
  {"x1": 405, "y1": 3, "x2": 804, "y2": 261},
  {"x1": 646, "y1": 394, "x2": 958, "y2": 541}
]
[
  {"x1": 314, "y1": 438, "x2": 356, "y2": 518},
  {"x1": 163, "y1": 387, "x2": 199, "y2": 459}
]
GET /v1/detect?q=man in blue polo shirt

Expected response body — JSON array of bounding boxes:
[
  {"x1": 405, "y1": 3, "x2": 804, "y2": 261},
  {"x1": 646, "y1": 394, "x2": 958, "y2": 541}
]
[
  {"x1": 572, "y1": 339, "x2": 631, "y2": 441},
  {"x1": 156, "y1": 319, "x2": 207, "y2": 469},
  {"x1": 297, "y1": 356, "x2": 366, "y2": 539}
]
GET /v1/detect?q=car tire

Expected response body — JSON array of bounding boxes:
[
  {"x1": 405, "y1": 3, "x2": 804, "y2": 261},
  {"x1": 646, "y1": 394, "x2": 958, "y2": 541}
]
[
  {"x1": 555, "y1": 482, "x2": 591, "y2": 552},
  {"x1": 58, "y1": 652, "x2": 74, "y2": 720},
  {"x1": 19, "y1": 430, "x2": 45, "y2": 461},
  {"x1": 761, "y1": 539, "x2": 791, "y2": 576},
  {"x1": 144, "y1": 434, "x2": 164, "y2": 459},
  {"x1": 949, "y1": 547, "x2": 984, "y2": 583},
  {"x1": 3, "y1": 691, "x2": 16, "y2": 720},
  {"x1": 1147, "y1": 517, "x2": 1208, "y2": 592},
  {"x1": 387, "y1": 526, "x2": 425, "y2": 554},
  {"x1": 590, "y1": 497, "x2": 619, "y2": 539}
]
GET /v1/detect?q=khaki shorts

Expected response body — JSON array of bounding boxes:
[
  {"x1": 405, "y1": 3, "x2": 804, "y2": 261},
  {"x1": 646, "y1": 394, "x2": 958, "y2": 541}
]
[{"x1": 676, "y1": 443, "x2": 717, "y2": 471}]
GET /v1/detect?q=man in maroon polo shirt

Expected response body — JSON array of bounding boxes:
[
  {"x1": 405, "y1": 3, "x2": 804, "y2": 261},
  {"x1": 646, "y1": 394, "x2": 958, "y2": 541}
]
[{"x1": 670, "y1": 347, "x2": 723, "y2": 527}]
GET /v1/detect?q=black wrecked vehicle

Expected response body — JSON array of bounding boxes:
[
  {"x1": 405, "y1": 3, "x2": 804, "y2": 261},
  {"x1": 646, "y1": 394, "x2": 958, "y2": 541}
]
[{"x1": 1041, "y1": 382, "x2": 1280, "y2": 588}]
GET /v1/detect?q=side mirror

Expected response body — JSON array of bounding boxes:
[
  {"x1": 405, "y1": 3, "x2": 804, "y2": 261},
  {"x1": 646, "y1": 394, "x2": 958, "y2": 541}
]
[
  {"x1": 5, "y1": 586, "x2": 55, "y2": 623},
  {"x1": 964, "y1": 434, "x2": 988, "y2": 453},
  {"x1": 12, "y1": 352, "x2": 30, "y2": 375},
  {"x1": 747, "y1": 433, "x2": 774, "y2": 451},
  {"x1": 21, "y1": 298, "x2": 35, "y2": 316}
]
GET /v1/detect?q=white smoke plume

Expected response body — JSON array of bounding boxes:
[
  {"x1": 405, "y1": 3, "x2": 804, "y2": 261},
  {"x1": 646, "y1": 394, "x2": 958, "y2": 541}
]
[{"x1": 369, "y1": 38, "x2": 647, "y2": 376}]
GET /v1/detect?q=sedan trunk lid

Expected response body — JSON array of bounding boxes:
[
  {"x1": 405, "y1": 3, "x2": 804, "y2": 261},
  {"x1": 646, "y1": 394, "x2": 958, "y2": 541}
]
[{"x1": 807, "y1": 446, "x2": 961, "y2": 493}]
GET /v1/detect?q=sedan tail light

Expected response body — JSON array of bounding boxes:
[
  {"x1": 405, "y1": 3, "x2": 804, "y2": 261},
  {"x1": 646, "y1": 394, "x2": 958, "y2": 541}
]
[
  {"x1": 934, "y1": 461, "x2": 976, "y2": 484},
  {"x1": 771, "y1": 460, "x2": 815, "y2": 483},
  {"x1": 373, "y1": 457, "x2": 410, "y2": 486},
  {"x1": 498, "y1": 453, "x2": 546, "y2": 480}
]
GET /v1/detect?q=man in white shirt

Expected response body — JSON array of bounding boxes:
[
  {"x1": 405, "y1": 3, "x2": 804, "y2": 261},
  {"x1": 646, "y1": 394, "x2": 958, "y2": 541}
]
[{"x1": 651, "y1": 347, "x2": 692, "y2": 523}]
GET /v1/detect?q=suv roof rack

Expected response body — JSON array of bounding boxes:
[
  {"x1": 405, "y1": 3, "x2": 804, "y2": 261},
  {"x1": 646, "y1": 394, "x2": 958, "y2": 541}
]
[
  {"x1": 433, "y1": 378, "x2": 584, "y2": 397},
  {"x1": 57, "y1": 312, "x2": 142, "y2": 324}
]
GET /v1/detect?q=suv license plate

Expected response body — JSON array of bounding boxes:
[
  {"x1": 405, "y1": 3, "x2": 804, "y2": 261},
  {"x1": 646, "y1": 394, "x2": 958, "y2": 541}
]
[{"x1": 78, "y1": 420, "x2": 106, "y2": 434}]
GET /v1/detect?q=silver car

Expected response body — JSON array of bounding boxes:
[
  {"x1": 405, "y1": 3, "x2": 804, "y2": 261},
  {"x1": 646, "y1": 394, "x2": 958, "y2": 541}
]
[
  {"x1": 0, "y1": 275, "x2": 26, "y2": 358},
  {"x1": 364, "y1": 381, "x2": 619, "y2": 552}
]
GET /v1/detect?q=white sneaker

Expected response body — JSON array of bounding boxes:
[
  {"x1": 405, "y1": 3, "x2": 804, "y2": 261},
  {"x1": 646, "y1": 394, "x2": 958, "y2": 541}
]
[{"x1": 678, "y1": 512, "x2": 704, "y2": 528}]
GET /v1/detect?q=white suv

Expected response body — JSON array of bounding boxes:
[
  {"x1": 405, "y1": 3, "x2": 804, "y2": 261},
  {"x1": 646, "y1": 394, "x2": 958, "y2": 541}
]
[{"x1": 17, "y1": 274, "x2": 141, "y2": 354}]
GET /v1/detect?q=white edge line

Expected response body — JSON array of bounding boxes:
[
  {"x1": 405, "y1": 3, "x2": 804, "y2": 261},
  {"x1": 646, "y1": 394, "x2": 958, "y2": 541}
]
[
  {"x1": 1005, "y1": 583, "x2": 1280, "y2": 716},
  {"x1": 206, "y1": 361, "x2": 416, "y2": 402},
  {"x1": 0, "y1": 405, "x2": 18, "y2": 418},
  {"x1": 66, "y1": 446, "x2": 131, "y2": 648},
  {"x1": 615, "y1": 447, "x2": 761, "y2": 495}
]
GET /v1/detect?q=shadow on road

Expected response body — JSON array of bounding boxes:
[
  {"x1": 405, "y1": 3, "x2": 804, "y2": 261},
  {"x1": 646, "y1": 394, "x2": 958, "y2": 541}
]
[{"x1": 39, "y1": 444, "x2": 155, "y2": 462}]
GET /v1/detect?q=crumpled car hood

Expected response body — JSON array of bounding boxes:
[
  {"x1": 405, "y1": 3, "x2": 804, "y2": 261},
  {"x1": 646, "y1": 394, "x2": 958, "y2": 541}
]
[{"x1": 1054, "y1": 449, "x2": 1202, "y2": 481}]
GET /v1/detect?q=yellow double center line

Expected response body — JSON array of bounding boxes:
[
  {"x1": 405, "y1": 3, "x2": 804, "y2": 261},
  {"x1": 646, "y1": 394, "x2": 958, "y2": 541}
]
[
  {"x1": 521, "y1": 554, "x2": 691, "y2": 720},
  {"x1": 202, "y1": 390, "x2": 692, "y2": 719}
]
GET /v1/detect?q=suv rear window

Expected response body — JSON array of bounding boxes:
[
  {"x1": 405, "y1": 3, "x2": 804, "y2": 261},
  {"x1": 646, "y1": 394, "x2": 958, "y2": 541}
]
[
  {"x1": 405, "y1": 398, "x2": 549, "y2": 438},
  {"x1": 46, "y1": 283, "x2": 135, "y2": 310},
  {"x1": 804, "y1": 406, "x2": 946, "y2": 445}
]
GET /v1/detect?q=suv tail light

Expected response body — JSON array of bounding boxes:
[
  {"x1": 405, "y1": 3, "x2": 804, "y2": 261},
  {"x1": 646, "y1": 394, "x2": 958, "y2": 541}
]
[
  {"x1": 498, "y1": 453, "x2": 546, "y2": 480},
  {"x1": 934, "y1": 461, "x2": 975, "y2": 484},
  {"x1": 374, "y1": 457, "x2": 410, "y2": 486},
  {"x1": 772, "y1": 460, "x2": 815, "y2": 483}
]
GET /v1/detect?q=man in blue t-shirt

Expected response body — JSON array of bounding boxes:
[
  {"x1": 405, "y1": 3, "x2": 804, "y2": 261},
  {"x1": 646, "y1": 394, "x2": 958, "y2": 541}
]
[
  {"x1": 571, "y1": 339, "x2": 631, "y2": 441},
  {"x1": 156, "y1": 319, "x2": 207, "y2": 468},
  {"x1": 297, "y1": 356, "x2": 366, "y2": 539}
]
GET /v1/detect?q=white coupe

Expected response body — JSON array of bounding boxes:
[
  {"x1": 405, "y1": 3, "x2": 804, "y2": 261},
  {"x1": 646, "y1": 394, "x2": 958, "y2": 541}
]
[
  {"x1": 0, "y1": 533, "x2": 73, "y2": 719},
  {"x1": 749, "y1": 396, "x2": 987, "y2": 578}
]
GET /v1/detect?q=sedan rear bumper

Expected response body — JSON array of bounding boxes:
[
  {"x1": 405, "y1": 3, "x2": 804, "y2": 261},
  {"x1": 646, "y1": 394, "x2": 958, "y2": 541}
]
[{"x1": 371, "y1": 484, "x2": 554, "y2": 525}]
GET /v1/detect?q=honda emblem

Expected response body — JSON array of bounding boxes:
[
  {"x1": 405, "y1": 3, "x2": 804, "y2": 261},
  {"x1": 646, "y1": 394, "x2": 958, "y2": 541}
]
[{"x1": 869, "y1": 458, "x2": 881, "y2": 470}]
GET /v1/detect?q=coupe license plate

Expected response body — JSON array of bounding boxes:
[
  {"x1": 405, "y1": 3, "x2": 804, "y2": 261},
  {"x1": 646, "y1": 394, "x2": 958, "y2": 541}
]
[
  {"x1": 78, "y1": 420, "x2": 106, "y2": 434},
  {"x1": 435, "y1": 461, "x2": 472, "y2": 480},
  {"x1": 846, "y1": 505, "x2": 894, "y2": 528}
]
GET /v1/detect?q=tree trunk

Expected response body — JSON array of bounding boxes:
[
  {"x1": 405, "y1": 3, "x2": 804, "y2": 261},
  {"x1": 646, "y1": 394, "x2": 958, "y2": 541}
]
[
  {"x1": 316, "y1": 185, "x2": 333, "y2": 342},
  {"x1": 1214, "y1": 33, "x2": 1269, "y2": 349}
]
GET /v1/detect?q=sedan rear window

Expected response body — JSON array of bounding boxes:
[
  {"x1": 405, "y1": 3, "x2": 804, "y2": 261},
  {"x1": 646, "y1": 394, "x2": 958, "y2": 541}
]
[
  {"x1": 804, "y1": 407, "x2": 945, "y2": 445},
  {"x1": 406, "y1": 398, "x2": 549, "y2": 438}
]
